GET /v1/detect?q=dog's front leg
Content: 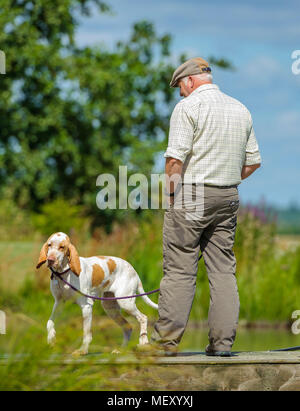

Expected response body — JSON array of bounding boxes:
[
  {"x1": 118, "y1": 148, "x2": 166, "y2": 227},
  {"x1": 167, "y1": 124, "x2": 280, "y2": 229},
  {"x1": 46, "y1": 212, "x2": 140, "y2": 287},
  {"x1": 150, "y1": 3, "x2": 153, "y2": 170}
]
[
  {"x1": 47, "y1": 300, "x2": 60, "y2": 346},
  {"x1": 72, "y1": 303, "x2": 93, "y2": 357}
]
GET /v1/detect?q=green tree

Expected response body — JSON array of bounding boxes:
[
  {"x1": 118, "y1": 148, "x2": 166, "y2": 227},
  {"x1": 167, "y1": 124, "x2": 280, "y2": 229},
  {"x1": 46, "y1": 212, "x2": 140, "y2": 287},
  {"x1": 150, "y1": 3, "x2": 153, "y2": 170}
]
[{"x1": 0, "y1": 0, "x2": 231, "y2": 232}]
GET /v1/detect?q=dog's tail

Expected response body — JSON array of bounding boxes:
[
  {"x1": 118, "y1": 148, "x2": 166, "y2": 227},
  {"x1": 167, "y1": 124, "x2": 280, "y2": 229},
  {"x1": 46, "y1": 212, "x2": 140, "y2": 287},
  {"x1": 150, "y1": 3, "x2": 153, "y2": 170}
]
[{"x1": 137, "y1": 280, "x2": 158, "y2": 310}]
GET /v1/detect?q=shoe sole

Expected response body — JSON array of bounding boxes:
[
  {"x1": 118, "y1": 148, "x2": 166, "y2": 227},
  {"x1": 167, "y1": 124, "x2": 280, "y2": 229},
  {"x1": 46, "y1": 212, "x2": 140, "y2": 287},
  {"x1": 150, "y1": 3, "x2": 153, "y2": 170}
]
[{"x1": 206, "y1": 351, "x2": 232, "y2": 357}]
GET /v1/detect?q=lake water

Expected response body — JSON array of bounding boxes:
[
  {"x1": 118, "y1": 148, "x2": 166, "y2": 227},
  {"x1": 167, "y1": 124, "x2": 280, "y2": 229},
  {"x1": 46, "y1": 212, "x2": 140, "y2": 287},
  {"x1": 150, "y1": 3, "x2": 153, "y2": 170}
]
[{"x1": 180, "y1": 325, "x2": 300, "y2": 352}]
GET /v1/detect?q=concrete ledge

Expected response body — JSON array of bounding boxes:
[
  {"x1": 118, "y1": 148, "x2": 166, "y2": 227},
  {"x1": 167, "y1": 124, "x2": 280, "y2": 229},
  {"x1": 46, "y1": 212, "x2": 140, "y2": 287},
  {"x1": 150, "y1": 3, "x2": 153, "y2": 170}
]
[
  {"x1": 1, "y1": 351, "x2": 300, "y2": 390},
  {"x1": 1, "y1": 350, "x2": 300, "y2": 365}
]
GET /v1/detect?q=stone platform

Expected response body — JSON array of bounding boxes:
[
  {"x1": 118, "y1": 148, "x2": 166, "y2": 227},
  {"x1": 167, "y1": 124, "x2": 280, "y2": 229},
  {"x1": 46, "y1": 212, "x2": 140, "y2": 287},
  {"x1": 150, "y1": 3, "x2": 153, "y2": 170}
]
[
  {"x1": 103, "y1": 350, "x2": 300, "y2": 391},
  {"x1": 1, "y1": 350, "x2": 300, "y2": 390}
]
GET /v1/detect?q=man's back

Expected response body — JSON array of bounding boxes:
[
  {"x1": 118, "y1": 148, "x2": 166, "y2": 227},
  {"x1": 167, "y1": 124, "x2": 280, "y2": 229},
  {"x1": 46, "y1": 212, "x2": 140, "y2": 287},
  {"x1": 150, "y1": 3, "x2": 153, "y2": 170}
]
[{"x1": 165, "y1": 84, "x2": 261, "y2": 185}]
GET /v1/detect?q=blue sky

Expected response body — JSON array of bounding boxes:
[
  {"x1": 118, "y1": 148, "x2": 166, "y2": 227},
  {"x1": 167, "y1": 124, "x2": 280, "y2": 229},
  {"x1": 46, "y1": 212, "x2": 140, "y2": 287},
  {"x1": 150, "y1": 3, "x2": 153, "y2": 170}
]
[{"x1": 76, "y1": 0, "x2": 300, "y2": 208}]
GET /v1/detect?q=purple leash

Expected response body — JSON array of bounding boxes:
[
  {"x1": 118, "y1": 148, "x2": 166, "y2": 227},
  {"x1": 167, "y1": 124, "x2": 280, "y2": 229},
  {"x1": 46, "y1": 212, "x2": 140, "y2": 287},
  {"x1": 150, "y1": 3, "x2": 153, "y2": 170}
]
[{"x1": 50, "y1": 267, "x2": 160, "y2": 301}]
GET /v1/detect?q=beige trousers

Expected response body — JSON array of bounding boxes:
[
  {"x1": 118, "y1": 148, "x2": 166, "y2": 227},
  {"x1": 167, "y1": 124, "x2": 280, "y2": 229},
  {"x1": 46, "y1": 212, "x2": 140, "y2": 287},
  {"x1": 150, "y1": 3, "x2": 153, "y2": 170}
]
[{"x1": 151, "y1": 185, "x2": 240, "y2": 352}]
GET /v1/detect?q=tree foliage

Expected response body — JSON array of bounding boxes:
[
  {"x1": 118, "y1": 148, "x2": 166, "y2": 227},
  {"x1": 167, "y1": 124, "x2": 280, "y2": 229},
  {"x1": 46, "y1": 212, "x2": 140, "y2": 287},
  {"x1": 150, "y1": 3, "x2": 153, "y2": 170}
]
[{"x1": 0, "y1": 0, "x2": 231, "y2": 231}]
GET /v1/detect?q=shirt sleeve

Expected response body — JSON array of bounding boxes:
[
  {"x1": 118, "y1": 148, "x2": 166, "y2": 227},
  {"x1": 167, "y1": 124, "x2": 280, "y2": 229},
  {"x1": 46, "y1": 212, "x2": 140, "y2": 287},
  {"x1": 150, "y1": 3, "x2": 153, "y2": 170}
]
[
  {"x1": 164, "y1": 102, "x2": 194, "y2": 163},
  {"x1": 244, "y1": 115, "x2": 262, "y2": 166}
]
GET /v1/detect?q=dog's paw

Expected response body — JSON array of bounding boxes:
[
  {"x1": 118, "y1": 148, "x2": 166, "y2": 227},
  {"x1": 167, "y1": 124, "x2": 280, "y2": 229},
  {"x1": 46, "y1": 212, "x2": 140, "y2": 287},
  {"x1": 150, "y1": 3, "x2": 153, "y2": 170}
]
[
  {"x1": 111, "y1": 349, "x2": 121, "y2": 355},
  {"x1": 71, "y1": 349, "x2": 88, "y2": 357},
  {"x1": 47, "y1": 334, "x2": 56, "y2": 347},
  {"x1": 138, "y1": 334, "x2": 149, "y2": 346}
]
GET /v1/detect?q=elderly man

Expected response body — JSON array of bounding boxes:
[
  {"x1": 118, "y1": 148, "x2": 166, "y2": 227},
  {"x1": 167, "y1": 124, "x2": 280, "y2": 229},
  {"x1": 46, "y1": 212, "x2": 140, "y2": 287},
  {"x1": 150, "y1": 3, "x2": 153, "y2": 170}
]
[{"x1": 151, "y1": 57, "x2": 261, "y2": 356}]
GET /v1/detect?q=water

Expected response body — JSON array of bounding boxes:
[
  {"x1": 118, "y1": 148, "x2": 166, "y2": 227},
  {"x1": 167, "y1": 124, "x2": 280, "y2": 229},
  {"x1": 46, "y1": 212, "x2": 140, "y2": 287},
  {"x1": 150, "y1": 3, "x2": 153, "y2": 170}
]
[{"x1": 180, "y1": 326, "x2": 300, "y2": 352}]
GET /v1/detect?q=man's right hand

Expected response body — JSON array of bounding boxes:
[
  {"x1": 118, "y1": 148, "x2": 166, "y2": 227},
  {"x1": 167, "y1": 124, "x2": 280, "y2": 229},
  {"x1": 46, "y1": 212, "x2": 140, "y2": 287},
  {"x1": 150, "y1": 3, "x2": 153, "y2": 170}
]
[{"x1": 241, "y1": 163, "x2": 261, "y2": 180}]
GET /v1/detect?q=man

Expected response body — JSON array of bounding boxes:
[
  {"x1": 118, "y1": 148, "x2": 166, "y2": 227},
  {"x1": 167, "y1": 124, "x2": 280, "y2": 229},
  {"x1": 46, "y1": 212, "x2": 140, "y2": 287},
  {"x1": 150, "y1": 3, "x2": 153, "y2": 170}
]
[{"x1": 151, "y1": 57, "x2": 261, "y2": 356}]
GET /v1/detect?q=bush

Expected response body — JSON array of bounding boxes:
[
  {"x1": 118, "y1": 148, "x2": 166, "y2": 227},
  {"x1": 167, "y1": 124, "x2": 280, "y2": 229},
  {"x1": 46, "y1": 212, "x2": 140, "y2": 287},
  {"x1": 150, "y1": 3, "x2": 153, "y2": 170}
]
[
  {"x1": 0, "y1": 192, "x2": 34, "y2": 241},
  {"x1": 31, "y1": 197, "x2": 91, "y2": 238}
]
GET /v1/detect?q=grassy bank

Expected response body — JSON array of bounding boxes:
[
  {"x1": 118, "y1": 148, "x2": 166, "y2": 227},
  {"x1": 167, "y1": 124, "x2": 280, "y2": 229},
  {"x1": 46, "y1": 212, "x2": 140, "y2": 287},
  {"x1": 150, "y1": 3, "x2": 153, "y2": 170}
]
[{"x1": 1, "y1": 211, "x2": 299, "y2": 323}]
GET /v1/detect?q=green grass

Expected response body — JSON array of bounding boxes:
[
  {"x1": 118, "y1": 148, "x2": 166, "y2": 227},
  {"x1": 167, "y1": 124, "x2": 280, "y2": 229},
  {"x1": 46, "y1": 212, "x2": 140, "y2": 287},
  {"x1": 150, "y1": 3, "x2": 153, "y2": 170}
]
[{"x1": 1, "y1": 213, "x2": 300, "y2": 322}]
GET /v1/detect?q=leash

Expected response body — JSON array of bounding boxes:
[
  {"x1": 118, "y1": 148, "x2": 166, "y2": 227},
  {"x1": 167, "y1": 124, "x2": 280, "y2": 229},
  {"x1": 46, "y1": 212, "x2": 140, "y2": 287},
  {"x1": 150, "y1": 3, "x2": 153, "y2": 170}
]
[
  {"x1": 269, "y1": 346, "x2": 300, "y2": 352},
  {"x1": 50, "y1": 267, "x2": 160, "y2": 301},
  {"x1": 50, "y1": 254, "x2": 203, "y2": 301}
]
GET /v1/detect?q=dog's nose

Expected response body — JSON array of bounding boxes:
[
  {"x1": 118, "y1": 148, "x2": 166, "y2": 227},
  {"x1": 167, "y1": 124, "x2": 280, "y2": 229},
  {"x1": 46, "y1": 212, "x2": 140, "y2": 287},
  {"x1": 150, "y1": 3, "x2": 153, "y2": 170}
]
[{"x1": 47, "y1": 257, "x2": 55, "y2": 266}]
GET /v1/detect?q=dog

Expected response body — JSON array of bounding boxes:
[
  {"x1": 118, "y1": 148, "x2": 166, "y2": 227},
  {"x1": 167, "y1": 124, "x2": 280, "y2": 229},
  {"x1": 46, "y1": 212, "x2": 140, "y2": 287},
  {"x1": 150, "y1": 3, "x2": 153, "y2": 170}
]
[{"x1": 36, "y1": 232, "x2": 158, "y2": 356}]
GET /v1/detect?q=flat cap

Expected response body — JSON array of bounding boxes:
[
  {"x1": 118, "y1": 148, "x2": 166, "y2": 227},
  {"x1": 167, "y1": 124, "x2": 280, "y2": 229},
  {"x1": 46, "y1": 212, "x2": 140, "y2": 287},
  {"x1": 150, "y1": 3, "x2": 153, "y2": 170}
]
[{"x1": 170, "y1": 57, "x2": 211, "y2": 88}]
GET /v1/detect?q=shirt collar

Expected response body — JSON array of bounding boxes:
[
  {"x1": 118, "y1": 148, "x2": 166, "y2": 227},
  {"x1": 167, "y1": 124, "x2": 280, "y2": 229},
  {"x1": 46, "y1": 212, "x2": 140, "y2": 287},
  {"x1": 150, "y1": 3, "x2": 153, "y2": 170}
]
[{"x1": 190, "y1": 83, "x2": 219, "y2": 97}]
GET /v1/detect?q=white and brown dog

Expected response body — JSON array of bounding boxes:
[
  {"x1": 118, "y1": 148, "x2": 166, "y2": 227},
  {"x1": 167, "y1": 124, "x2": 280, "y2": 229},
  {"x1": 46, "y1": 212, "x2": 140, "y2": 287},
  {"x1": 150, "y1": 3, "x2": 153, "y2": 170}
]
[{"x1": 36, "y1": 232, "x2": 158, "y2": 355}]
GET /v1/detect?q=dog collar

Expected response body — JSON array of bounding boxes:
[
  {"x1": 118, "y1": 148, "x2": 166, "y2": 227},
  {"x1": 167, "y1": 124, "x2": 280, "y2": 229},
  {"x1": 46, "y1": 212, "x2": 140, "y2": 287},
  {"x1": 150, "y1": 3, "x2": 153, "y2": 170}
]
[{"x1": 50, "y1": 267, "x2": 70, "y2": 280}]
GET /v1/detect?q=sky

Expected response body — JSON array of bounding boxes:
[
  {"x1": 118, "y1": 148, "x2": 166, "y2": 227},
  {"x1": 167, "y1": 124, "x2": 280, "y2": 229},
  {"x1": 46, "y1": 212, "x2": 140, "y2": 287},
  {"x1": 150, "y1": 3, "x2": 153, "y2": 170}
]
[{"x1": 76, "y1": 0, "x2": 300, "y2": 208}]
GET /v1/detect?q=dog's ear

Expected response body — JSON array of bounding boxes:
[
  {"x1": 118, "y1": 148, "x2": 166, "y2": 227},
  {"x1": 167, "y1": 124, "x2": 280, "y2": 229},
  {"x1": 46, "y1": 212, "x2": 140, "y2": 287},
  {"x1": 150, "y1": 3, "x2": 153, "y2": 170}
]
[
  {"x1": 68, "y1": 243, "x2": 81, "y2": 276},
  {"x1": 36, "y1": 242, "x2": 48, "y2": 269}
]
